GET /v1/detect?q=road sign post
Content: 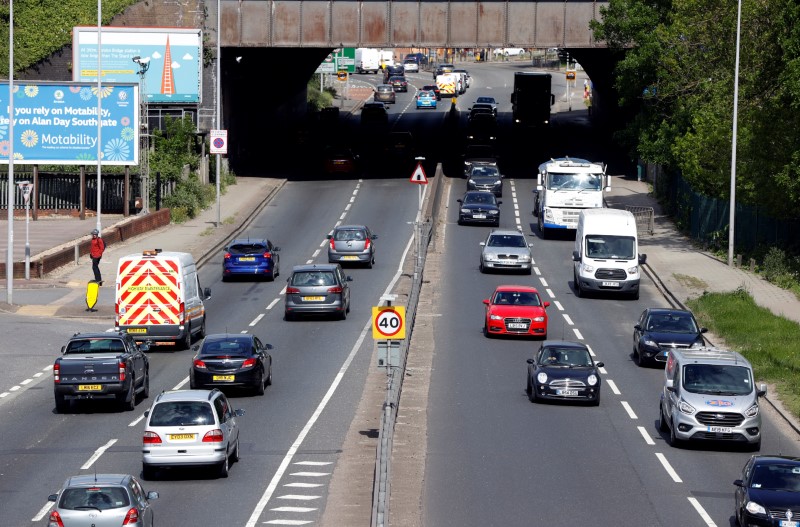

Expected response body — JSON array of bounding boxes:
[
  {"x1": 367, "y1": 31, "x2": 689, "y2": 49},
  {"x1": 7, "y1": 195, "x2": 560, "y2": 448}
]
[
  {"x1": 372, "y1": 306, "x2": 406, "y2": 340},
  {"x1": 18, "y1": 182, "x2": 32, "y2": 279},
  {"x1": 410, "y1": 159, "x2": 428, "y2": 278}
]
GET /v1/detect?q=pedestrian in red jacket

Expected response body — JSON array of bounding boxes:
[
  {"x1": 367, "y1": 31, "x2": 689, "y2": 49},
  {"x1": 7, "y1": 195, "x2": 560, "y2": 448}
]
[{"x1": 90, "y1": 229, "x2": 105, "y2": 284}]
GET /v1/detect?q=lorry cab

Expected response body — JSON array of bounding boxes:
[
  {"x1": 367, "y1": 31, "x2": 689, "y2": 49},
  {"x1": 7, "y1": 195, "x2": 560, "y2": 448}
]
[
  {"x1": 115, "y1": 249, "x2": 210, "y2": 350},
  {"x1": 572, "y1": 208, "x2": 646, "y2": 300}
]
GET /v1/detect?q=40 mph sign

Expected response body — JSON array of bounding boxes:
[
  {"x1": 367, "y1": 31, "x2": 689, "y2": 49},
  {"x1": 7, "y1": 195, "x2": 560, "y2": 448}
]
[{"x1": 372, "y1": 306, "x2": 406, "y2": 340}]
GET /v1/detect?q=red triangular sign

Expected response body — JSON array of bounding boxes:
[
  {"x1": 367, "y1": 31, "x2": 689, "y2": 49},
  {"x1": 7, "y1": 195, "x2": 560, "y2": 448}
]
[{"x1": 410, "y1": 162, "x2": 428, "y2": 184}]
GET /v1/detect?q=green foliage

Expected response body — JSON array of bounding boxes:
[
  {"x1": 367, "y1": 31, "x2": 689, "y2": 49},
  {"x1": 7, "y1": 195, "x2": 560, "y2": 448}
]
[
  {"x1": 0, "y1": 0, "x2": 139, "y2": 76},
  {"x1": 687, "y1": 289, "x2": 800, "y2": 417},
  {"x1": 307, "y1": 77, "x2": 336, "y2": 112}
]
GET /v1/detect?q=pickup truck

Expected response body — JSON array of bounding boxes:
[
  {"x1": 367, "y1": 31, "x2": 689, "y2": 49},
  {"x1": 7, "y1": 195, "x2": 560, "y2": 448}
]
[{"x1": 53, "y1": 331, "x2": 150, "y2": 413}]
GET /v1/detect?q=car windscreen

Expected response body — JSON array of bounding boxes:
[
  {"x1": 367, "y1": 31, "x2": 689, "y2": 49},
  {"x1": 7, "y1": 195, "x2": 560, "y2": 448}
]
[
  {"x1": 149, "y1": 401, "x2": 215, "y2": 426},
  {"x1": 682, "y1": 364, "x2": 754, "y2": 395},
  {"x1": 59, "y1": 486, "x2": 130, "y2": 510},
  {"x1": 646, "y1": 313, "x2": 699, "y2": 333},
  {"x1": 291, "y1": 271, "x2": 336, "y2": 287},
  {"x1": 199, "y1": 339, "x2": 251, "y2": 357},
  {"x1": 494, "y1": 291, "x2": 540, "y2": 306},
  {"x1": 463, "y1": 193, "x2": 496, "y2": 205},
  {"x1": 539, "y1": 347, "x2": 592, "y2": 366},
  {"x1": 546, "y1": 172, "x2": 603, "y2": 190},
  {"x1": 488, "y1": 235, "x2": 526, "y2": 248},
  {"x1": 65, "y1": 338, "x2": 125, "y2": 354},
  {"x1": 229, "y1": 243, "x2": 266, "y2": 255},
  {"x1": 585, "y1": 235, "x2": 635, "y2": 259},
  {"x1": 334, "y1": 230, "x2": 366, "y2": 241}
]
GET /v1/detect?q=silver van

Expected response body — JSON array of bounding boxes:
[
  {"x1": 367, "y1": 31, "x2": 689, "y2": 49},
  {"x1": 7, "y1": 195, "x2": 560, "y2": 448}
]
[{"x1": 659, "y1": 347, "x2": 766, "y2": 450}]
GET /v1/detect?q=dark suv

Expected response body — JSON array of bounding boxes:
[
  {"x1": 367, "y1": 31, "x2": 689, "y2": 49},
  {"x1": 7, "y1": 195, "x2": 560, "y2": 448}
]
[{"x1": 284, "y1": 264, "x2": 353, "y2": 320}]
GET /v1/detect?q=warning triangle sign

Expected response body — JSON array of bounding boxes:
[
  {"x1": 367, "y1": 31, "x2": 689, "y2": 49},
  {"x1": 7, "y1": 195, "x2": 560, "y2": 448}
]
[{"x1": 410, "y1": 162, "x2": 429, "y2": 184}]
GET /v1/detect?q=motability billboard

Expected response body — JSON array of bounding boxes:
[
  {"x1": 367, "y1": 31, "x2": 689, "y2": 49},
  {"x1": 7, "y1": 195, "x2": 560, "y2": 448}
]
[
  {"x1": 73, "y1": 27, "x2": 202, "y2": 104},
  {"x1": 0, "y1": 82, "x2": 139, "y2": 165}
]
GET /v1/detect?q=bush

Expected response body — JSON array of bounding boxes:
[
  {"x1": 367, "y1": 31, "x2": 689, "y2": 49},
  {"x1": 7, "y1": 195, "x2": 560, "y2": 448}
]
[{"x1": 762, "y1": 247, "x2": 795, "y2": 283}]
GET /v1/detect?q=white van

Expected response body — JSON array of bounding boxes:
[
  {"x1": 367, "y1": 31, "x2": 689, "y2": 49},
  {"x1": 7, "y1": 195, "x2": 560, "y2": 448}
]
[
  {"x1": 572, "y1": 208, "x2": 646, "y2": 299},
  {"x1": 115, "y1": 249, "x2": 211, "y2": 350},
  {"x1": 659, "y1": 347, "x2": 766, "y2": 450}
]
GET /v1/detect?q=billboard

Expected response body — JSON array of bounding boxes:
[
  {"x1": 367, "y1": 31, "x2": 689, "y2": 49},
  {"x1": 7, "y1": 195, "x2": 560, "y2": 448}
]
[
  {"x1": 0, "y1": 82, "x2": 139, "y2": 165},
  {"x1": 73, "y1": 27, "x2": 202, "y2": 105}
]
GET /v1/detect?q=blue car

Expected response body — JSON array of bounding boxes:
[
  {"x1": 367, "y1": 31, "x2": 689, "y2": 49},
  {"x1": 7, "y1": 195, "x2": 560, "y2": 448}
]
[
  {"x1": 416, "y1": 90, "x2": 437, "y2": 109},
  {"x1": 222, "y1": 238, "x2": 281, "y2": 281}
]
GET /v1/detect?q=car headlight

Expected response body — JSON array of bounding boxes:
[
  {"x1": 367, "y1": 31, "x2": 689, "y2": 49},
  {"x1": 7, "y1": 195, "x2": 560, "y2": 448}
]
[
  {"x1": 532, "y1": 316, "x2": 545, "y2": 322},
  {"x1": 691, "y1": 339, "x2": 705, "y2": 348},
  {"x1": 678, "y1": 399, "x2": 696, "y2": 415},
  {"x1": 490, "y1": 314, "x2": 503, "y2": 321},
  {"x1": 745, "y1": 402, "x2": 760, "y2": 418},
  {"x1": 543, "y1": 208, "x2": 554, "y2": 221},
  {"x1": 536, "y1": 372, "x2": 548, "y2": 384},
  {"x1": 627, "y1": 265, "x2": 639, "y2": 274},
  {"x1": 461, "y1": 208, "x2": 471, "y2": 214},
  {"x1": 745, "y1": 501, "x2": 767, "y2": 516},
  {"x1": 517, "y1": 255, "x2": 531, "y2": 262},
  {"x1": 488, "y1": 210, "x2": 499, "y2": 215},
  {"x1": 483, "y1": 253, "x2": 497, "y2": 261},
  {"x1": 587, "y1": 374, "x2": 598, "y2": 386},
  {"x1": 468, "y1": 179, "x2": 476, "y2": 185},
  {"x1": 643, "y1": 338, "x2": 658, "y2": 348},
  {"x1": 583, "y1": 264, "x2": 595, "y2": 273}
]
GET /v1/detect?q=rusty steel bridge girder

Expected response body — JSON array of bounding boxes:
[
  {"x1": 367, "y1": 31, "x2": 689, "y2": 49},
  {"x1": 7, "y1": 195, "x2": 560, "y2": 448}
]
[{"x1": 219, "y1": 1, "x2": 609, "y2": 49}]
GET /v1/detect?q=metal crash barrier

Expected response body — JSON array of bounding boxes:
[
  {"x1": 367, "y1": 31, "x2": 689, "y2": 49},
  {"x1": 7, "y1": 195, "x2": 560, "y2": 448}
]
[{"x1": 626, "y1": 205, "x2": 655, "y2": 235}]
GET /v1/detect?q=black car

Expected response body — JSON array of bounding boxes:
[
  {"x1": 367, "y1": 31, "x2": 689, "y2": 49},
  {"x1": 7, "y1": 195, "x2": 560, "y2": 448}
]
[
  {"x1": 465, "y1": 113, "x2": 499, "y2": 145},
  {"x1": 462, "y1": 144, "x2": 499, "y2": 176},
  {"x1": 633, "y1": 308, "x2": 707, "y2": 366},
  {"x1": 388, "y1": 75, "x2": 408, "y2": 92},
  {"x1": 466, "y1": 165, "x2": 503, "y2": 197},
  {"x1": 189, "y1": 333, "x2": 273, "y2": 395},
  {"x1": 382, "y1": 65, "x2": 405, "y2": 83},
  {"x1": 422, "y1": 84, "x2": 441, "y2": 100},
  {"x1": 361, "y1": 102, "x2": 389, "y2": 127},
  {"x1": 526, "y1": 340, "x2": 604, "y2": 405},
  {"x1": 457, "y1": 190, "x2": 501, "y2": 226},
  {"x1": 734, "y1": 455, "x2": 800, "y2": 527}
]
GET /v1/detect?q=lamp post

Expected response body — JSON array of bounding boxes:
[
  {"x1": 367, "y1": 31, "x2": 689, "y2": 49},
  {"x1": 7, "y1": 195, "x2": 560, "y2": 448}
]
[
  {"x1": 132, "y1": 56, "x2": 150, "y2": 214},
  {"x1": 215, "y1": 0, "x2": 221, "y2": 227},
  {"x1": 96, "y1": 0, "x2": 103, "y2": 234},
  {"x1": 728, "y1": 0, "x2": 742, "y2": 267},
  {"x1": 6, "y1": 0, "x2": 15, "y2": 304}
]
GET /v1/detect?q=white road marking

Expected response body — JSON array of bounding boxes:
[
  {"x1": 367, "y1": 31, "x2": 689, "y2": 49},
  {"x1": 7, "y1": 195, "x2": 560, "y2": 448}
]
[
  {"x1": 546, "y1": 288, "x2": 554, "y2": 298},
  {"x1": 267, "y1": 298, "x2": 281, "y2": 310},
  {"x1": 553, "y1": 300, "x2": 564, "y2": 311},
  {"x1": 606, "y1": 379, "x2": 620, "y2": 394},
  {"x1": 289, "y1": 472, "x2": 330, "y2": 477},
  {"x1": 173, "y1": 377, "x2": 189, "y2": 390},
  {"x1": 312, "y1": 249, "x2": 320, "y2": 258},
  {"x1": 638, "y1": 426, "x2": 656, "y2": 445},
  {"x1": 277, "y1": 495, "x2": 321, "y2": 501},
  {"x1": 539, "y1": 277, "x2": 548, "y2": 287},
  {"x1": 295, "y1": 461, "x2": 331, "y2": 465},
  {"x1": 620, "y1": 401, "x2": 637, "y2": 419},
  {"x1": 573, "y1": 328, "x2": 584, "y2": 340},
  {"x1": 561, "y1": 314, "x2": 573, "y2": 325},
  {"x1": 264, "y1": 520, "x2": 313, "y2": 525},
  {"x1": 81, "y1": 438, "x2": 117, "y2": 469},
  {"x1": 687, "y1": 497, "x2": 717, "y2": 526},
  {"x1": 271, "y1": 507, "x2": 317, "y2": 513},
  {"x1": 31, "y1": 501, "x2": 54, "y2": 522},
  {"x1": 533, "y1": 266, "x2": 541, "y2": 275},
  {"x1": 656, "y1": 452, "x2": 683, "y2": 482},
  {"x1": 129, "y1": 413, "x2": 146, "y2": 427},
  {"x1": 21, "y1": 378, "x2": 32, "y2": 385},
  {"x1": 284, "y1": 482, "x2": 324, "y2": 488}
]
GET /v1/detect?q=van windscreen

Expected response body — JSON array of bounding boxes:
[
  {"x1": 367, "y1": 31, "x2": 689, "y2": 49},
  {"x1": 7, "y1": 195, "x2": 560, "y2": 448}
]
[
  {"x1": 682, "y1": 364, "x2": 753, "y2": 395},
  {"x1": 585, "y1": 235, "x2": 635, "y2": 259}
]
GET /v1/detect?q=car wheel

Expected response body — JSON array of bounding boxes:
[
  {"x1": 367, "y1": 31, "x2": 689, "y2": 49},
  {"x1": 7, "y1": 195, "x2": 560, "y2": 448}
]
[
  {"x1": 479, "y1": 260, "x2": 486, "y2": 273},
  {"x1": 483, "y1": 323, "x2": 491, "y2": 338},
  {"x1": 574, "y1": 271, "x2": 583, "y2": 298},
  {"x1": 748, "y1": 439, "x2": 762, "y2": 452},
  {"x1": 190, "y1": 378, "x2": 198, "y2": 389},
  {"x1": 198, "y1": 317, "x2": 206, "y2": 339},
  {"x1": 284, "y1": 311, "x2": 294, "y2": 322},
  {"x1": 668, "y1": 418, "x2": 682, "y2": 447},
  {"x1": 366, "y1": 257, "x2": 373, "y2": 269},
  {"x1": 631, "y1": 289, "x2": 640, "y2": 301},
  {"x1": 218, "y1": 452, "x2": 230, "y2": 478},
  {"x1": 142, "y1": 464, "x2": 157, "y2": 481},
  {"x1": 340, "y1": 307, "x2": 348, "y2": 320},
  {"x1": 55, "y1": 394, "x2": 70, "y2": 413},
  {"x1": 591, "y1": 391, "x2": 601, "y2": 406},
  {"x1": 538, "y1": 216, "x2": 548, "y2": 239},
  {"x1": 181, "y1": 329, "x2": 192, "y2": 351},
  {"x1": 528, "y1": 382, "x2": 538, "y2": 403},
  {"x1": 266, "y1": 364, "x2": 273, "y2": 386},
  {"x1": 119, "y1": 380, "x2": 136, "y2": 411},
  {"x1": 634, "y1": 346, "x2": 644, "y2": 367},
  {"x1": 254, "y1": 371, "x2": 265, "y2": 396},
  {"x1": 658, "y1": 404, "x2": 670, "y2": 433},
  {"x1": 222, "y1": 275, "x2": 229, "y2": 282},
  {"x1": 141, "y1": 369, "x2": 150, "y2": 399}
]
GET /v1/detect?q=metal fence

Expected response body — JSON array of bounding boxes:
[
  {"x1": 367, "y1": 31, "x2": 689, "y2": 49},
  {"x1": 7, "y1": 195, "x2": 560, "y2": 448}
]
[
  {"x1": 0, "y1": 173, "x2": 175, "y2": 213},
  {"x1": 626, "y1": 205, "x2": 655, "y2": 235}
]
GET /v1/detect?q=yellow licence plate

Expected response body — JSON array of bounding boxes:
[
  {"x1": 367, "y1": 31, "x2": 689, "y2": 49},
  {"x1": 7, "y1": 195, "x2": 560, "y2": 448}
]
[
  {"x1": 303, "y1": 296, "x2": 325, "y2": 301},
  {"x1": 78, "y1": 385, "x2": 102, "y2": 391},
  {"x1": 126, "y1": 328, "x2": 147, "y2": 334},
  {"x1": 343, "y1": 256, "x2": 359, "y2": 260},
  {"x1": 212, "y1": 375, "x2": 235, "y2": 381},
  {"x1": 168, "y1": 434, "x2": 196, "y2": 441},
  {"x1": 239, "y1": 257, "x2": 256, "y2": 261}
]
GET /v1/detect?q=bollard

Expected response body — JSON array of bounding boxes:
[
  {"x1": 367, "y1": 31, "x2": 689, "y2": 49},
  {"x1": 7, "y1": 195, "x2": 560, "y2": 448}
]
[
  {"x1": 75, "y1": 245, "x2": 80, "y2": 265},
  {"x1": 736, "y1": 254, "x2": 742, "y2": 268},
  {"x1": 750, "y1": 258, "x2": 756, "y2": 273}
]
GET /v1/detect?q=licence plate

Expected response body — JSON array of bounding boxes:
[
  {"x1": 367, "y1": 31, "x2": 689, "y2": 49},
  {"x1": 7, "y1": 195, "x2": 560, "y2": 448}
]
[
  {"x1": 127, "y1": 328, "x2": 147, "y2": 334},
  {"x1": 780, "y1": 521, "x2": 799, "y2": 527},
  {"x1": 343, "y1": 256, "x2": 359, "y2": 261},
  {"x1": 473, "y1": 214, "x2": 486, "y2": 219},
  {"x1": 556, "y1": 389, "x2": 578, "y2": 396},
  {"x1": 601, "y1": 281, "x2": 621, "y2": 287},
  {"x1": 707, "y1": 426, "x2": 733, "y2": 433},
  {"x1": 508, "y1": 323, "x2": 528, "y2": 329},
  {"x1": 212, "y1": 375, "x2": 234, "y2": 381},
  {"x1": 239, "y1": 257, "x2": 255, "y2": 262},
  {"x1": 303, "y1": 296, "x2": 325, "y2": 301},
  {"x1": 78, "y1": 384, "x2": 102, "y2": 391},
  {"x1": 168, "y1": 434, "x2": 196, "y2": 441}
]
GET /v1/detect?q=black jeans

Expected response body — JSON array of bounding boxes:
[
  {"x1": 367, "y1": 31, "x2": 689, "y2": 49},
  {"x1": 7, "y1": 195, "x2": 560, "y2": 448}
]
[{"x1": 91, "y1": 256, "x2": 102, "y2": 282}]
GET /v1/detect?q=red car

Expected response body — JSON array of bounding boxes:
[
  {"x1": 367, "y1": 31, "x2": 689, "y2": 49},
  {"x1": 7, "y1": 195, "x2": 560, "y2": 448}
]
[
  {"x1": 323, "y1": 146, "x2": 359, "y2": 174},
  {"x1": 482, "y1": 285, "x2": 550, "y2": 338}
]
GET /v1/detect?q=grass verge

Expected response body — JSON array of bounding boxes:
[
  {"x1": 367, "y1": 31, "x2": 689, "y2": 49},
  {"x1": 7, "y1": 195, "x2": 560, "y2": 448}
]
[{"x1": 687, "y1": 288, "x2": 800, "y2": 419}]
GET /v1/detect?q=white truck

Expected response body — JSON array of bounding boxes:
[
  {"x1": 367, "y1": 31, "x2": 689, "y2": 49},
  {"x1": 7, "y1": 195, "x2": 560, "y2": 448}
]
[
  {"x1": 534, "y1": 157, "x2": 610, "y2": 239},
  {"x1": 572, "y1": 208, "x2": 647, "y2": 300},
  {"x1": 355, "y1": 48, "x2": 381, "y2": 74},
  {"x1": 380, "y1": 49, "x2": 395, "y2": 68}
]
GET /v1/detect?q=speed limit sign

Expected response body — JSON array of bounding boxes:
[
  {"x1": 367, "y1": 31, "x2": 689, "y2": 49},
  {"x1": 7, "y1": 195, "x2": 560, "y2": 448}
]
[{"x1": 372, "y1": 306, "x2": 406, "y2": 340}]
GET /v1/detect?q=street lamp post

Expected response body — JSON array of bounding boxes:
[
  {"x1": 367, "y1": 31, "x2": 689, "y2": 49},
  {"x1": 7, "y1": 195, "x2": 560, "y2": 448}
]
[
  {"x1": 96, "y1": 0, "x2": 103, "y2": 234},
  {"x1": 728, "y1": 0, "x2": 742, "y2": 267},
  {"x1": 132, "y1": 56, "x2": 150, "y2": 214},
  {"x1": 6, "y1": 0, "x2": 15, "y2": 304},
  {"x1": 215, "y1": 0, "x2": 222, "y2": 227}
]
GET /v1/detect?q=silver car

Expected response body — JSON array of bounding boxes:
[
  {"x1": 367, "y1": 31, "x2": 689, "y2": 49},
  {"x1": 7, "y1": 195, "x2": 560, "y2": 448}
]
[
  {"x1": 285, "y1": 264, "x2": 353, "y2": 320},
  {"x1": 46, "y1": 473, "x2": 158, "y2": 527},
  {"x1": 142, "y1": 389, "x2": 244, "y2": 479},
  {"x1": 479, "y1": 229, "x2": 534, "y2": 274},
  {"x1": 327, "y1": 225, "x2": 377, "y2": 268}
]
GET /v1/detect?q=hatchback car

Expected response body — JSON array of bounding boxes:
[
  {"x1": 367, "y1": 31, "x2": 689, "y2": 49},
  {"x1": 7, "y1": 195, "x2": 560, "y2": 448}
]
[
  {"x1": 467, "y1": 165, "x2": 503, "y2": 197},
  {"x1": 526, "y1": 340, "x2": 604, "y2": 405},
  {"x1": 190, "y1": 333, "x2": 273, "y2": 395},
  {"x1": 483, "y1": 285, "x2": 549, "y2": 338},
  {"x1": 388, "y1": 75, "x2": 409, "y2": 92},
  {"x1": 422, "y1": 84, "x2": 441, "y2": 100},
  {"x1": 402, "y1": 59, "x2": 419, "y2": 73},
  {"x1": 222, "y1": 238, "x2": 280, "y2": 281},
  {"x1": 374, "y1": 84, "x2": 396, "y2": 104},
  {"x1": 416, "y1": 90, "x2": 437, "y2": 109},
  {"x1": 479, "y1": 229, "x2": 533, "y2": 273},
  {"x1": 322, "y1": 146, "x2": 360, "y2": 175},
  {"x1": 327, "y1": 225, "x2": 377, "y2": 268},
  {"x1": 284, "y1": 264, "x2": 353, "y2": 320},
  {"x1": 47, "y1": 473, "x2": 159, "y2": 527},
  {"x1": 734, "y1": 455, "x2": 800, "y2": 527},
  {"x1": 457, "y1": 190, "x2": 501, "y2": 226},
  {"x1": 142, "y1": 389, "x2": 244, "y2": 479},
  {"x1": 633, "y1": 308, "x2": 708, "y2": 366}
]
